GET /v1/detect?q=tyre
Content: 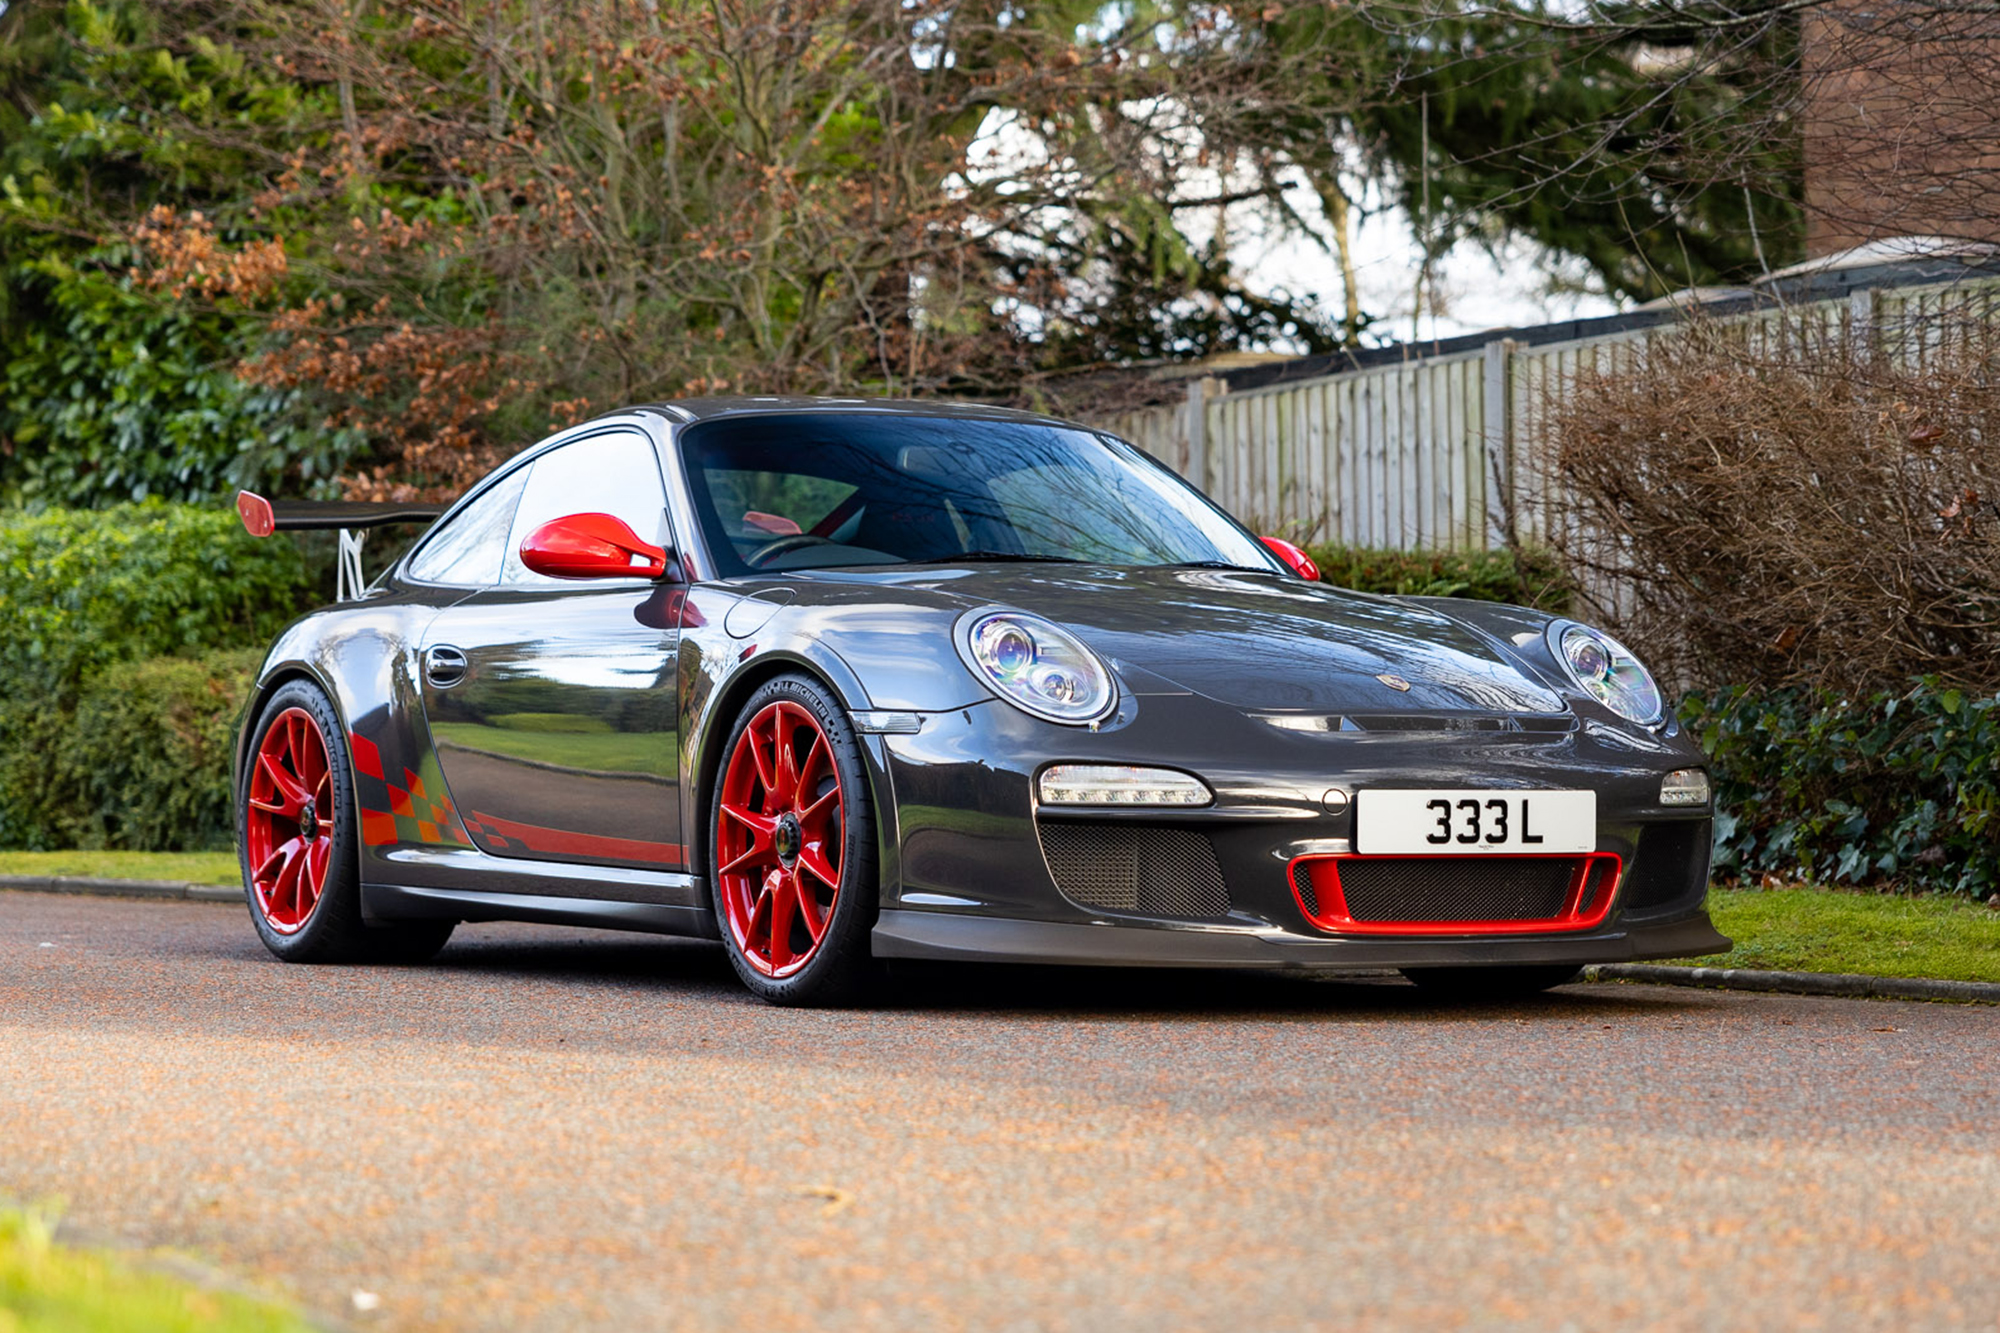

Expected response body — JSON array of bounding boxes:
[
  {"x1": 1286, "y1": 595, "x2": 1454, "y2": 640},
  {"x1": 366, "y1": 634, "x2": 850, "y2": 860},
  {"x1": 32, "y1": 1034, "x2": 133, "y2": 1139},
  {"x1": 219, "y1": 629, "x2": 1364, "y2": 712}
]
[
  {"x1": 1399, "y1": 965, "x2": 1582, "y2": 999},
  {"x1": 239, "y1": 680, "x2": 455, "y2": 964},
  {"x1": 708, "y1": 674, "x2": 879, "y2": 1006}
]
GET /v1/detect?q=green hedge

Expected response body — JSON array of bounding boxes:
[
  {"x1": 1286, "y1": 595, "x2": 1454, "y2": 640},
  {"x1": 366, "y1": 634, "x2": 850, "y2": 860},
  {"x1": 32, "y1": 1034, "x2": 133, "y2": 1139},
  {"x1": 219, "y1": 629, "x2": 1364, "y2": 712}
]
[
  {"x1": 1688, "y1": 680, "x2": 2000, "y2": 897},
  {"x1": 1305, "y1": 543, "x2": 1571, "y2": 610},
  {"x1": 0, "y1": 502, "x2": 309, "y2": 697},
  {"x1": 0, "y1": 504, "x2": 308, "y2": 849},
  {"x1": 59, "y1": 649, "x2": 262, "y2": 852}
]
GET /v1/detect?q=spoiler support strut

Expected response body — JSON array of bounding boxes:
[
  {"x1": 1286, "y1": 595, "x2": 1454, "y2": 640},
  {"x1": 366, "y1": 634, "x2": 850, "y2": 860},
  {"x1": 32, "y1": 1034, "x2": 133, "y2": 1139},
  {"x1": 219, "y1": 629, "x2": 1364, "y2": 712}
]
[{"x1": 236, "y1": 491, "x2": 448, "y2": 602}]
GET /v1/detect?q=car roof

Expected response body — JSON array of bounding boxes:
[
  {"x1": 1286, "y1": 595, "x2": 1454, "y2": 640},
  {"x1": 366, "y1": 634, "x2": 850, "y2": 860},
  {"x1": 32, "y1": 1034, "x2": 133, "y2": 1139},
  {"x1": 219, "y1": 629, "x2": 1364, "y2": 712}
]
[{"x1": 626, "y1": 395, "x2": 1085, "y2": 430}]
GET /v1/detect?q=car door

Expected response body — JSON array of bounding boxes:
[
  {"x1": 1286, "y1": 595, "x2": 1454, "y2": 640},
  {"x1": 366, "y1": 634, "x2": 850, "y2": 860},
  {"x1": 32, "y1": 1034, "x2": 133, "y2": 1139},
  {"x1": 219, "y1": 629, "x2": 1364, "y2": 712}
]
[{"x1": 417, "y1": 427, "x2": 685, "y2": 871}]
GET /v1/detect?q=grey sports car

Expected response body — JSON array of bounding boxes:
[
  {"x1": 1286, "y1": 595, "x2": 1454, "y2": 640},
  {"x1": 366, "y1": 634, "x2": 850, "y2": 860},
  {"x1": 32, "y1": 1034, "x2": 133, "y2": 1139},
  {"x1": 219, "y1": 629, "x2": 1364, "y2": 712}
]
[{"x1": 233, "y1": 398, "x2": 1727, "y2": 1005}]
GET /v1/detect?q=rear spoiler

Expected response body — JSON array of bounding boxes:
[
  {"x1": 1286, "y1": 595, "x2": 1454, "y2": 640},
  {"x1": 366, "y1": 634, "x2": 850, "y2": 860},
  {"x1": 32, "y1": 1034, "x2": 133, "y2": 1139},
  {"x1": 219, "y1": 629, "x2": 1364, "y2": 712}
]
[{"x1": 236, "y1": 490, "x2": 450, "y2": 602}]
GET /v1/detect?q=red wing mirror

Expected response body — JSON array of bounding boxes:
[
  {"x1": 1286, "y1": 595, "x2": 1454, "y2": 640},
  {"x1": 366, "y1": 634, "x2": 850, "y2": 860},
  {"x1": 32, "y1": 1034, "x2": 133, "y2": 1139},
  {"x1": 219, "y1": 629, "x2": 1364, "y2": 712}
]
[
  {"x1": 1259, "y1": 535, "x2": 1320, "y2": 581},
  {"x1": 520, "y1": 513, "x2": 669, "y2": 580}
]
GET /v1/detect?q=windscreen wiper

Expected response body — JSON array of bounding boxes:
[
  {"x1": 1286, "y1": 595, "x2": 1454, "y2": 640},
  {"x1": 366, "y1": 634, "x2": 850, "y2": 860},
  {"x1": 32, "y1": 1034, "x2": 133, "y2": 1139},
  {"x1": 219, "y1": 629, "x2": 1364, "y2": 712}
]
[
  {"x1": 909, "y1": 551, "x2": 1087, "y2": 565},
  {"x1": 1160, "y1": 559, "x2": 1264, "y2": 571}
]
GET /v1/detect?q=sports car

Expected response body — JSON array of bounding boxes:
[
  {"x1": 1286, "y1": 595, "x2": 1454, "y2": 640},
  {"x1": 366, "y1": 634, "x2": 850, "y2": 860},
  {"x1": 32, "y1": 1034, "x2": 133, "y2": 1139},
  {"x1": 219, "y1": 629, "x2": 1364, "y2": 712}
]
[{"x1": 233, "y1": 397, "x2": 1727, "y2": 1005}]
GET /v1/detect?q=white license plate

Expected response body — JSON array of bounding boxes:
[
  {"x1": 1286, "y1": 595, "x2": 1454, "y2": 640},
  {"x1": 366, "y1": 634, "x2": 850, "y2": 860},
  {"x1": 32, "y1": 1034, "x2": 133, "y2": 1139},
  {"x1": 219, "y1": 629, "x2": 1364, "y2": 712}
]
[{"x1": 1354, "y1": 789, "x2": 1596, "y2": 855}]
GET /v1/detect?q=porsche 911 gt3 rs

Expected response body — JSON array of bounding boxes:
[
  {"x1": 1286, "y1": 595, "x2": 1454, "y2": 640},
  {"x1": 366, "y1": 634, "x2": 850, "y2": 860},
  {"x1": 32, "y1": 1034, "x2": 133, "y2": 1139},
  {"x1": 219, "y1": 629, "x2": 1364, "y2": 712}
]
[{"x1": 233, "y1": 398, "x2": 1727, "y2": 1005}]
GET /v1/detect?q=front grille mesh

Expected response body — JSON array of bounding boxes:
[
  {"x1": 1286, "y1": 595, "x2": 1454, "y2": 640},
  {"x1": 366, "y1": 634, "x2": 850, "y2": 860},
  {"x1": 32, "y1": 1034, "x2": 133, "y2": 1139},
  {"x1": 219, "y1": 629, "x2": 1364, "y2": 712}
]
[
  {"x1": 1338, "y1": 857, "x2": 1573, "y2": 923},
  {"x1": 1038, "y1": 823, "x2": 1231, "y2": 918}
]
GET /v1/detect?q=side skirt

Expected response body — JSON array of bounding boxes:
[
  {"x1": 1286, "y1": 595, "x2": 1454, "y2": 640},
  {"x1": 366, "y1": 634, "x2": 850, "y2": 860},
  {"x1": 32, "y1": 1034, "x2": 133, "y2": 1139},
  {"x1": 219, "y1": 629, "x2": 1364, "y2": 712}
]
[{"x1": 363, "y1": 882, "x2": 721, "y2": 939}]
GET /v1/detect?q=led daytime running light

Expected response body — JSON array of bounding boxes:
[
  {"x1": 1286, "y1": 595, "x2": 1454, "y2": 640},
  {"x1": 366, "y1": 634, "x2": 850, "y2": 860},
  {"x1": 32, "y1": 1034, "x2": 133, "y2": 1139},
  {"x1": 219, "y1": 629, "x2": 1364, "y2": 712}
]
[{"x1": 1039, "y1": 765, "x2": 1212, "y2": 807}]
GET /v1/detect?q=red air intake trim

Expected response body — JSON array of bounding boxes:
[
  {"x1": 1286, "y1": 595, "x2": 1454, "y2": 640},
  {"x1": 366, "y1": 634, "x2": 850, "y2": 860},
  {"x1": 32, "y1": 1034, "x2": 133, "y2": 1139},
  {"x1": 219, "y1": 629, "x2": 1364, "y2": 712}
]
[{"x1": 1287, "y1": 851, "x2": 1624, "y2": 935}]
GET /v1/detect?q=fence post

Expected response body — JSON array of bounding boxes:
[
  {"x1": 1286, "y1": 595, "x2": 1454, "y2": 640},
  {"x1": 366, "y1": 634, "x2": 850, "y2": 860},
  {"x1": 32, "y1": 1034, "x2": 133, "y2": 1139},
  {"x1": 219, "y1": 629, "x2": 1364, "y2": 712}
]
[
  {"x1": 1481, "y1": 339, "x2": 1516, "y2": 547},
  {"x1": 1183, "y1": 377, "x2": 1207, "y2": 494},
  {"x1": 1849, "y1": 285, "x2": 1882, "y2": 369}
]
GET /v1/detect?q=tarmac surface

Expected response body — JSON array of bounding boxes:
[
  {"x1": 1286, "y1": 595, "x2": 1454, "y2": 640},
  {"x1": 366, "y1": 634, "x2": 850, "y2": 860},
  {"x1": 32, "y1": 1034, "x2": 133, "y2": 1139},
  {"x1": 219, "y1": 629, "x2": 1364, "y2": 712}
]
[{"x1": 5, "y1": 889, "x2": 1999, "y2": 1331}]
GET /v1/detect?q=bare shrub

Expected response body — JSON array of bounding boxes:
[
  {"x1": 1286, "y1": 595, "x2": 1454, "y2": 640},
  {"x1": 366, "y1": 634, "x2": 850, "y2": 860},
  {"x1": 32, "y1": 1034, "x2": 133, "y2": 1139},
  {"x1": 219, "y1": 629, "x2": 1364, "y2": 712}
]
[{"x1": 1545, "y1": 312, "x2": 2000, "y2": 693}]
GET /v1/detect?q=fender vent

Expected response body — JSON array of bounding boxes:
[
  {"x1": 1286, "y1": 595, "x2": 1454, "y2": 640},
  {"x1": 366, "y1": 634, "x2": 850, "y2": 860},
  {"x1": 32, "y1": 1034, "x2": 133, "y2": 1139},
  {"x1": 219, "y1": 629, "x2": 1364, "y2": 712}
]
[{"x1": 1037, "y1": 823, "x2": 1230, "y2": 919}]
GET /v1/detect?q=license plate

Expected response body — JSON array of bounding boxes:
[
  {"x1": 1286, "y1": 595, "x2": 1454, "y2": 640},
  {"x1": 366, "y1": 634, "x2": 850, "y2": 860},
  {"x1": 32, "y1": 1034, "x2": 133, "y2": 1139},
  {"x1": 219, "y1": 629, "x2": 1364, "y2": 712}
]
[{"x1": 1354, "y1": 789, "x2": 1596, "y2": 855}]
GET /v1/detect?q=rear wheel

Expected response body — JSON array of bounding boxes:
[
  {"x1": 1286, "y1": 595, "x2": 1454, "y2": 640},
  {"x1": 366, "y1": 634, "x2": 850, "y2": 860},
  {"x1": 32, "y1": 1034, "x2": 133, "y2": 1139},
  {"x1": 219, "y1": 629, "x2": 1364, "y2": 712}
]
[
  {"x1": 1399, "y1": 965, "x2": 1582, "y2": 999},
  {"x1": 709, "y1": 675, "x2": 878, "y2": 1006},
  {"x1": 240, "y1": 681, "x2": 454, "y2": 964}
]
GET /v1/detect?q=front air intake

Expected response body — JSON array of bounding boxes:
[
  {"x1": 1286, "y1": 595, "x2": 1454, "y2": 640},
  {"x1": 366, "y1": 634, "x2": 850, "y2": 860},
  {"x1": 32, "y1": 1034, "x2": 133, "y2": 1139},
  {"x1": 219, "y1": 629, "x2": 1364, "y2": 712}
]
[
  {"x1": 1289, "y1": 853, "x2": 1622, "y2": 935},
  {"x1": 1037, "y1": 822, "x2": 1231, "y2": 919}
]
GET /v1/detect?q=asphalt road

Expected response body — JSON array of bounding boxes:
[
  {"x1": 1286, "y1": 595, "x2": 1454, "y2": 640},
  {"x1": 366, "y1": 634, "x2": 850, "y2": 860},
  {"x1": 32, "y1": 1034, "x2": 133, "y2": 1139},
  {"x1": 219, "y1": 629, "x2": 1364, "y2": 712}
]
[{"x1": 5, "y1": 891, "x2": 1999, "y2": 1332}]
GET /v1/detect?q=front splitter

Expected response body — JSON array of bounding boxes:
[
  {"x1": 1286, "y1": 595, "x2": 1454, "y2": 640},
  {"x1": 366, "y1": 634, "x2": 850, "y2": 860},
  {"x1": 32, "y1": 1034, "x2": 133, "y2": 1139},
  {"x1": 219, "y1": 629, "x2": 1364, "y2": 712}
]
[{"x1": 871, "y1": 908, "x2": 1730, "y2": 970}]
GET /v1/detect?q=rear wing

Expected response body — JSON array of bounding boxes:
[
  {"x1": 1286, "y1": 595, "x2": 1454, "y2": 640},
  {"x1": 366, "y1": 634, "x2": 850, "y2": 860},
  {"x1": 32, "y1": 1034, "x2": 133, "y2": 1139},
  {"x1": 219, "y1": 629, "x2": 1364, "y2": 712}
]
[{"x1": 236, "y1": 490, "x2": 449, "y2": 602}]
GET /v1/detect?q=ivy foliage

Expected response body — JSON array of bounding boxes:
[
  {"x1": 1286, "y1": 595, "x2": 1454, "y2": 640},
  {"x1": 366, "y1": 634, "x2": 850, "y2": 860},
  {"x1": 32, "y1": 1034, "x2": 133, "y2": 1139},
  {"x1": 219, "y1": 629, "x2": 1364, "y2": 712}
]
[{"x1": 1688, "y1": 681, "x2": 2000, "y2": 897}]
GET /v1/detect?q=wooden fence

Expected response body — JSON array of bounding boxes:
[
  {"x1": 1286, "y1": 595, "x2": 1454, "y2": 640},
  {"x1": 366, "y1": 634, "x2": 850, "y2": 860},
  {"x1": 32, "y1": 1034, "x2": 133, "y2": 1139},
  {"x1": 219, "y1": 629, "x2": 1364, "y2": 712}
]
[{"x1": 1091, "y1": 275, "x2": 2000, "y2": 557}]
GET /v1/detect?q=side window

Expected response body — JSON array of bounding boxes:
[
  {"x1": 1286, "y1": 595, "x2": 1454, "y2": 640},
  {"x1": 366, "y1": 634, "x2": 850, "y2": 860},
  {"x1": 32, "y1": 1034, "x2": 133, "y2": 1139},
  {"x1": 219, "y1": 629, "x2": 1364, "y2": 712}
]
[
  {"x1": 502, "y1": 431, "x2": 672, "y2": 585},
  {"x1": 403, "y1": 468, "x2": 529, "y2": 587}
]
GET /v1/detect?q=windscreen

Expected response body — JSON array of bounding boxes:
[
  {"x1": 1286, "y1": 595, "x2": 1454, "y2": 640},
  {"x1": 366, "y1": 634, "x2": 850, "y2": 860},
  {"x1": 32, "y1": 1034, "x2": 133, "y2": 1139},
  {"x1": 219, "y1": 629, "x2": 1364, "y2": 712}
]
[{"x1": 680, "y1": 413, "x2": 1280, "y2": 577}]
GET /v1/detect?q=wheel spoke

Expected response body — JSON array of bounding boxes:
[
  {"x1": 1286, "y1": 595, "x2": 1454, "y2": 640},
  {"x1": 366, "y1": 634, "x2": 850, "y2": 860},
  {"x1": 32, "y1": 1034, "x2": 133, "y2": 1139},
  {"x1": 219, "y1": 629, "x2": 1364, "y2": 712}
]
[
  {"x1": 745, "y1": 879, "x2": 774, "y2": 949},
  {"x1": 795, "y1": 733, "x2": 826, "y2": 802},
  {"x1": 257, "y1": 751, "x2": 308, "y2": 815},
  {"x1": 270, "y1": 837, "x2": 306, "y2": 914},
  {"x1": 772, "y1": 708, "x2": 800, "y2": 805},
  {"x1": 718, "y1": 835, "x2": 777, "y2": 875},
  {"x1": 793, "y1": 871, "x2": 827, "y2": 942},
  {"x1": 748, "y1": 717, "x2": 777, "y2": 798},
  {"x1": 797, "y1": 783, "x2": 840, "y2": 832},
  {"x1": 253, "y1": 837, "x2": 300, "y2": 890},
  {"x1": 766, "y1": 875, "x2": 796, "y2": 971},
  {"x1": 721, "y1": 801, "x2": 776, "y2": 836},
  {"x1": 306, "y1": 838, "x2": 332, "y2": 895},
  {"x1": 797, "y1": 842, "x2": 839, "y2": 892}
]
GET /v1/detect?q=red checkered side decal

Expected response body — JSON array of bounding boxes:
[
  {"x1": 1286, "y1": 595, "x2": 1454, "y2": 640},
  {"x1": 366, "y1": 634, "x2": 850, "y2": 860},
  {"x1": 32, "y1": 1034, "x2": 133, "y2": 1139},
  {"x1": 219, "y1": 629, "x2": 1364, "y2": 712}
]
[{"x1": 349, "y1": 731, "x2": 474, "y2": 849}]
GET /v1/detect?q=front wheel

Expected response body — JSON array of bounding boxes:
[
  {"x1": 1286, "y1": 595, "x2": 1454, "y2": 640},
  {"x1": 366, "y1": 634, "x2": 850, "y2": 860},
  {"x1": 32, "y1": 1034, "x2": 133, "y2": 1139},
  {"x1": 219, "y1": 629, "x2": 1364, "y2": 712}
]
[
  {"x1": 1399, "y1": 965, "x2": 1582, "y2": 999},
  {"x1": 239, "y1": 681, "x2": 455, "y2": 964},
  {"x1": 708, "y1": 674, "x2": 879, "y2": 1006}
]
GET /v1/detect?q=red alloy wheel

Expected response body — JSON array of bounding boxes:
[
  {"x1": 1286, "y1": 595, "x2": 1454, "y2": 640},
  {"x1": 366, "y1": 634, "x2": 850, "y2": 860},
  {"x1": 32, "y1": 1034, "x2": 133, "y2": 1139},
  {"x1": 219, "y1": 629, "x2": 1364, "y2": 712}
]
[
  {"x1": 245, "y1": 707, "x2": 336, "y2": 934},
  {"x1": 716, "y1": 701, "x2": 845, "y2": 978}
]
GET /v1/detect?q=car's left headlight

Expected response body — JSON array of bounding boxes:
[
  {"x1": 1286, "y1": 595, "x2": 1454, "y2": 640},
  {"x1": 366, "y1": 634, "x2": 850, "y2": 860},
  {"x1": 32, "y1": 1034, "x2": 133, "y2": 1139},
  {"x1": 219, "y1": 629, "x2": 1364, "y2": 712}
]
[
  {"x1": 1554, "y1": 623, "x2": 1664, "y2": 725},
  {"x1": 957, "y1": 609, "x2": 1115, "y2": 725}
]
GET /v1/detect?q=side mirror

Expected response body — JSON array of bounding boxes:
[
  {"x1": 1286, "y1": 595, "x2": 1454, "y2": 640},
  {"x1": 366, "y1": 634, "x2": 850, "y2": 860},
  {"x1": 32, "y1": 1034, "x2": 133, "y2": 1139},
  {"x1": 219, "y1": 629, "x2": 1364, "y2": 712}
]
[
  {"x1": 520, "y1": 513, "x2": 669, "y2": 580},
  {"x1": 1259, "y1": 535, "x2": 1320, "y2": 581}
]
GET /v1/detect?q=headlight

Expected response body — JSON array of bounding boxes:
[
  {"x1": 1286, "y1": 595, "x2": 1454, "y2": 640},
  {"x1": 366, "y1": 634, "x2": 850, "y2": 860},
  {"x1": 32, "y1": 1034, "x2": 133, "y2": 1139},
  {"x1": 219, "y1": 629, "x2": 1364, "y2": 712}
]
[
  {"x1": 1555, "y1": 624, "x2": 1664, "y2": 725},
  {"x1": 957, "y1": 609, "x2": 1115, "y2": 725}
]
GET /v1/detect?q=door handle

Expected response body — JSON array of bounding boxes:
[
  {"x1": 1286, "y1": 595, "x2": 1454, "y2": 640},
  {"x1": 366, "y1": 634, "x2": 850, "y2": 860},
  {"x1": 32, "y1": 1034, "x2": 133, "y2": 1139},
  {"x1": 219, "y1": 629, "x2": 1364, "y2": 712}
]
[{"x1": 424, "y1": 645, "x2": 468, "y2": 688}]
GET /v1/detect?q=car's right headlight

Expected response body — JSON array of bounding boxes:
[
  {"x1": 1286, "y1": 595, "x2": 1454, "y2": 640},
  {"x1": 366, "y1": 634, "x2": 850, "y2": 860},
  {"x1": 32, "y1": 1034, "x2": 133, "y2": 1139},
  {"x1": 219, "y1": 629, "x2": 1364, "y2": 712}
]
[
  {"x1": 956, "y1": 609, "x2": 1116, "y2": 725},
  {"x1": 1554, "y1": 623, "x2": 1664, "y2": 725}
]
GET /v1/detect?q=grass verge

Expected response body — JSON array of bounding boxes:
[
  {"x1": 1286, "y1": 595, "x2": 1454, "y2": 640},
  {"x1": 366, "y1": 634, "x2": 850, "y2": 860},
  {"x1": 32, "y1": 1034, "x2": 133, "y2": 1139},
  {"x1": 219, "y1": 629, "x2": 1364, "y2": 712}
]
[
  {"x1": 0, "y1": 1208, "x2": 313, "y2": 1332},
  {"x1": 1686, "y1": 887, "x2": 2000, "y2": 983},
  {"x1": 0, "y1": 851, "x2": 239, "y2": 887}
]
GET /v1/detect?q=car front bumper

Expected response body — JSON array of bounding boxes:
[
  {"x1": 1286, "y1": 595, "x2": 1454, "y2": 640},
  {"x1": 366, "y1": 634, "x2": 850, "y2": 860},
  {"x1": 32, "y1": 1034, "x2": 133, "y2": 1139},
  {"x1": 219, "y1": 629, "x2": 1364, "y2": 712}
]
[{"x1": 869, "y1": 691, "x2": 1726, "y2": 970}]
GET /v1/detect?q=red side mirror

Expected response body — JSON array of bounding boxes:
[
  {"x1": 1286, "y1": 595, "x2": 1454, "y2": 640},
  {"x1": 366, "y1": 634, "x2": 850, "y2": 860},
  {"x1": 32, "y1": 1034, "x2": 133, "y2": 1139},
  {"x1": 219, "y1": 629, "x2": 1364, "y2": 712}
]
[
  {"x1": 520, "y1": 513, "x2": 669, "y2": 580},
  {"x1": 1259, "y1": 535, "x2": 1319, "y2": 581}
]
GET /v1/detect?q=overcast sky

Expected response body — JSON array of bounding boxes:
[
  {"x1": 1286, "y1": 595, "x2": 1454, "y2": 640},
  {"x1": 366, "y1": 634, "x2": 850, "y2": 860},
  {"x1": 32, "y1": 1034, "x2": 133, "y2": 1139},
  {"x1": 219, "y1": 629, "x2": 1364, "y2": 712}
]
[{"x1": 1213, "y1": 171, "x2": 1625, "y2": 349}]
